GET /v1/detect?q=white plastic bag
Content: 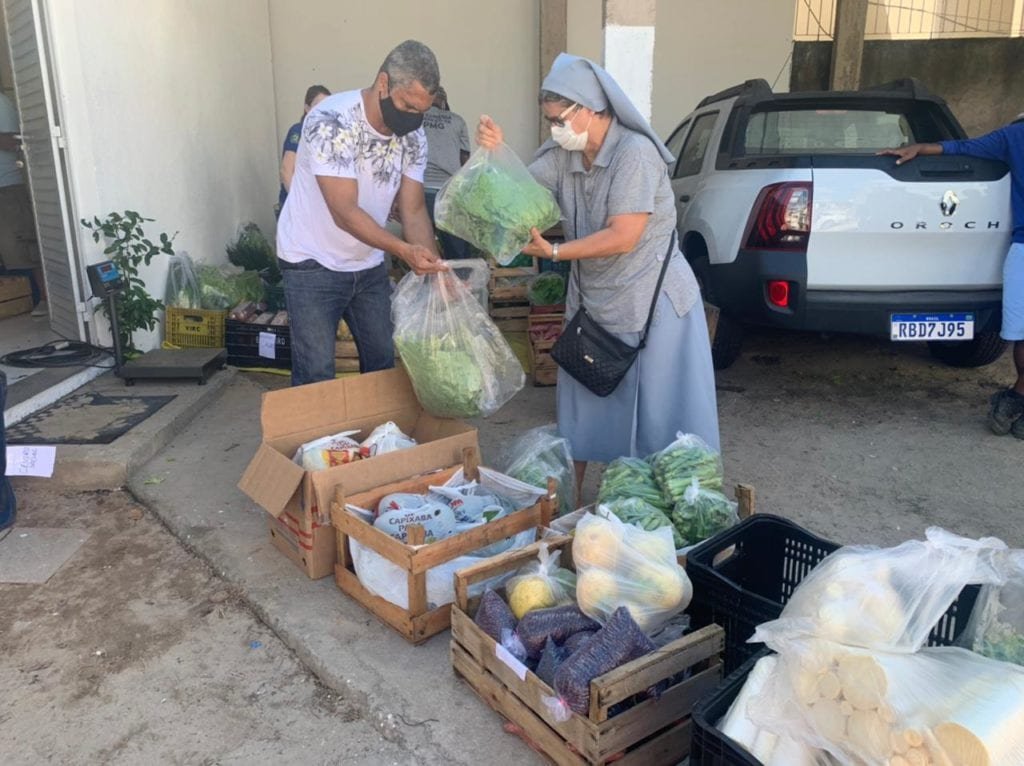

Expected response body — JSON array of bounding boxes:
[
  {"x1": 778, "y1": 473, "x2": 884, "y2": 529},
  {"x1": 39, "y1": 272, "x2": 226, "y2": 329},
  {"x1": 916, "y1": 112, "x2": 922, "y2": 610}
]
[
  {"x1": 434, "y1": 144, "x2": 561, "y2": 264},
  {"x1": 573, "y1": 511, "x2": 693, "y2": 633},
  {"x1": 749, "y1": 637, "x2": 1024, "y2": 766},
  {"x1": 360, "y1": 421, "x2": 416, "y2": 457},
  {"x1": 392, "y1": 270, "x2": 524, "y2": 418},
  {"x1": 294, "y1": 430, "x2": 362, "y2": 471},
  {"x1": 753, "y1": 527, "x2": 1005, "y2": 653},
  {"x1": 498, "y1": 424, "x2": 575, "y2": 516}
]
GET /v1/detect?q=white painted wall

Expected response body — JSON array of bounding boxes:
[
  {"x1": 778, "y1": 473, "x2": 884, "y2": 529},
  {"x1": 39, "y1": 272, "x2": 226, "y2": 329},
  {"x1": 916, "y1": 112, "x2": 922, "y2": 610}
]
[
  {"x1": 44, "y1": 0, "x2": 279, "y2": 349},
  {"x1": 267, "y1": 0, "x2": 540, "y2": 159},
  {"x1": 561, "y1": 0, "x2": 796, "y2": 140},
  {"x1": 652, "y1": 1, "x2": 795, "y2": 138}
]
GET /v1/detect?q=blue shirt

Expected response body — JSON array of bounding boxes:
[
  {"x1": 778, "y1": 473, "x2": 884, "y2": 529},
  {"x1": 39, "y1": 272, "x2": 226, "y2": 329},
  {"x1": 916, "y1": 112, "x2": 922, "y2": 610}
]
[
  {"x1": 941, "y1": 122, "x2": 1024, "y2": 243},
  {"x1": 278, "y1": 119, "x2": 303, "y2": 208}
]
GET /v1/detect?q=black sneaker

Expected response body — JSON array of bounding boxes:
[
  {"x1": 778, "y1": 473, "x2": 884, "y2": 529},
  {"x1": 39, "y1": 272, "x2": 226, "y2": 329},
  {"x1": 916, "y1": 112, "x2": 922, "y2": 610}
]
[
  {"x1": 1012, "y1": 416, "x2": 1024, "y2": 441},
  {"x1": 989, "y1": 390, "x2": 1024, "y2": 435}
]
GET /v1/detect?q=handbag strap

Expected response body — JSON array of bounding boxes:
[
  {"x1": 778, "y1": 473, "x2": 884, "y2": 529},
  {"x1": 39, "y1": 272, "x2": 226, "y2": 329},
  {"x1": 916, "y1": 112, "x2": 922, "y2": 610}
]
[{"x1": 638, "y1": 231, "x2": 676, "y2": 348}]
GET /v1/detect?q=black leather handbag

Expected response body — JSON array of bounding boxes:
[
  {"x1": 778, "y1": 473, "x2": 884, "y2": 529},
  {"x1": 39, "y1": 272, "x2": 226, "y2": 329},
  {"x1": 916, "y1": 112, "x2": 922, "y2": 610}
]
[{"x1": 550, "y1": 233, "x2": 675, "y2": 397}]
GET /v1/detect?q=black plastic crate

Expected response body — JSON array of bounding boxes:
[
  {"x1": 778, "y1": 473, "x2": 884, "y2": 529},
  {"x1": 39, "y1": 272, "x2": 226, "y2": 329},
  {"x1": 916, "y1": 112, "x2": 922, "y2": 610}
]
[
  {"x1": 686, "y1": 514, "x2": 981, "y2": 674},
  {"x1": 225, "y1": 319, "x2": 291, "y2": 370}
]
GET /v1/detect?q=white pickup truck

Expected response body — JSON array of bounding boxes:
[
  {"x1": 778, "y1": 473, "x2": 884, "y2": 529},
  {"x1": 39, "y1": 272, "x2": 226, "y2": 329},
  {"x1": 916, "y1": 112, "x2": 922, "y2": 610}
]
[{"x1": 665, "y1": 78, "x2": 1012, "y2": 369}]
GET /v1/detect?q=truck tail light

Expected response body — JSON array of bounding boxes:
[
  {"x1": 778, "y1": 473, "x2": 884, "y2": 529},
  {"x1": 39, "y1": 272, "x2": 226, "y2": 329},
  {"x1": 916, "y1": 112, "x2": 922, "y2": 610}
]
[
  {"x1": 746, "y1": 182, "x2": 812, "y2": 250},
  {"x1": 767, "y1": 280, "x2": 791, "y2": 308}
]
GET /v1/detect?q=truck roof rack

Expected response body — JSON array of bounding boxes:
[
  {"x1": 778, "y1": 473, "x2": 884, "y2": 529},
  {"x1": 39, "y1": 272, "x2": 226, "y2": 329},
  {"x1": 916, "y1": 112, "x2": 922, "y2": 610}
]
[{"x1": 697, "y1": 79, "x2": 773, "y2": 109}]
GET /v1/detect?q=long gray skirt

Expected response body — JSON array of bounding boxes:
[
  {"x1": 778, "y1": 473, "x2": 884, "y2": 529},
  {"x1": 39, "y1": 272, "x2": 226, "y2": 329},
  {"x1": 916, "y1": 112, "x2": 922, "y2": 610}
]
[{"x1": 556, "y1": 294, "x2": 720, "y2": 463}]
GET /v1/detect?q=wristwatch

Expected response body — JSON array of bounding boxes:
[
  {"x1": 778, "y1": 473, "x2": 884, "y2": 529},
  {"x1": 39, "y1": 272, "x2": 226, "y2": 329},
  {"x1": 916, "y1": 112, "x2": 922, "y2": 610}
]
[{"x1": 551, "y1": 242, "x2": 560, "y2": 261}]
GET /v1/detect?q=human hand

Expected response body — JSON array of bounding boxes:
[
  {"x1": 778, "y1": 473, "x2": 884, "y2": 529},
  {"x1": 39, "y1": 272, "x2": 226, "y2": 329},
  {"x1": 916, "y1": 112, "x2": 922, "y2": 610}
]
[
  {"x1": 877, "y1": 145, "x2": 921, "y2": 165},
  {"x1": 521, "y1": 227, "x2": 553, "y2": 259},
  {"x1": 476, "y1": 115, "x2": 504, "y2": 149},
  {"x1": 402, "y1": 244, "x2": 448, "y2": 276}
]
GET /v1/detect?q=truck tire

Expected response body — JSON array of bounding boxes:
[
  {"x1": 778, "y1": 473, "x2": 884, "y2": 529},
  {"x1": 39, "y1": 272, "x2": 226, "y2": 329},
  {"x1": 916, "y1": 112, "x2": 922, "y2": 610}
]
[
  {"x1": 927, "y1": 331, "x2": 1008, "y2": 368},
  {"x1": 688, "y1": 251, "x2": 744, "y2": 370}
]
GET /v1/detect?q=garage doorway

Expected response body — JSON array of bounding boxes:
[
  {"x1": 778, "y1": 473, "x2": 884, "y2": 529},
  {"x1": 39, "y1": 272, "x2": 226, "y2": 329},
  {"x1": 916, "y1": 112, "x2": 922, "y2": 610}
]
[{"x1": 2, "y1": 0, "x2": 101, "y2": 420}]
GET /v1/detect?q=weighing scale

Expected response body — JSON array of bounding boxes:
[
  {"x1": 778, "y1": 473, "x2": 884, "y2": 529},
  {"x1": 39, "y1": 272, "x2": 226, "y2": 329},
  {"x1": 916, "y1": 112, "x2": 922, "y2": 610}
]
[{"x1": 87, "y1": 261, "x2": 227, "y2": 386}]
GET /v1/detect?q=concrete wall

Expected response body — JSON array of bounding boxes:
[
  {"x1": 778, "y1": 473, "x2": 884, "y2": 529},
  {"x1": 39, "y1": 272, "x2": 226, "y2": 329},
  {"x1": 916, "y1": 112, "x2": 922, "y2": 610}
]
[
  {"x1": 267, "y1": 0, "x2": 540, "y2": 159},
  {"x1": 560, "y1": 0, "x2": 796, "y2": 139},
  {"x1": 44, "y1": 0, "x2": 279, "y2": 349},
  {"x1": 791, "y1": 38, "x2": 1024, "y2": 135}
]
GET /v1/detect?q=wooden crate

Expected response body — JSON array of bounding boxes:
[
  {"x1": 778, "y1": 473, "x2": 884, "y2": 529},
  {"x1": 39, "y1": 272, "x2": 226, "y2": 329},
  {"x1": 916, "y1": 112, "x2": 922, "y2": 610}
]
[
  {"x1": 489, "y1": 264, "x2": 536, "y2": 332},
  {"x1": 330, "y1": 447, "x2": 557, "y2": 644},
  {"x1": 450, "y1": 537, "x2": 726, "y2": 766},
  {"x1": 333, "y1": 339, "x2": 400, "y2": 374},
  {"x1": 528, "y1": 312, "x2": 563, "y2": 387}
]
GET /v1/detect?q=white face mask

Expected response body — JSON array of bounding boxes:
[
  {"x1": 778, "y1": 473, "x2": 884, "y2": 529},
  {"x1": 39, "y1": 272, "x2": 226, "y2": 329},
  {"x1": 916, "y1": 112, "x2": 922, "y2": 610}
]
[{"x1": 550, "y1": 103, "x2": 591, "y2": 152}]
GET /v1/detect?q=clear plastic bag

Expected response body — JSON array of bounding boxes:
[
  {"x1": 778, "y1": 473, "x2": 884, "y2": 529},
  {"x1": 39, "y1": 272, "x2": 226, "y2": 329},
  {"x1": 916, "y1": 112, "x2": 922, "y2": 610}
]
[
  {"x1": 750, "y1": 637, "x2": 1024, "y2": 766},
  {"x1": 505, "y1": 542, "x2": 577, "y2": 619},
  {"x1": 573, "y1": 511, "x2": 693, "y2": 633},
  {"x1": 753, "y1": 527, "x2": 1006, "y2": 653},
  {"x1": 597, "y1": 456, "x2": 667, "y2": 510},
  {"x1": 963, "y1": 547, "x2": 1024, "y2": 665},
  {"x1": 392, "y1": 270, "x2": 525, "y2": 418},
  {"x1": 165, "y1": 253, "x2": 202, "y2": 309},
  {"x1": 498, "y1": 424, "x2": 575, "y2": 517},
  {"x1": 434, "y1": 144, "x2": 562, "y2": 265},
  {"x1": 602, "y1": 497, "x2": 682, "y2": 549},
  {"x1": 360, "y1": 421, "x2": 416, "y2": 457},
  {"x1": 650, "y1": 432, "x2": 724, "y2": 506},
  {"x1": 669, "y1": 476, "x2": 739, "y2": 548}
]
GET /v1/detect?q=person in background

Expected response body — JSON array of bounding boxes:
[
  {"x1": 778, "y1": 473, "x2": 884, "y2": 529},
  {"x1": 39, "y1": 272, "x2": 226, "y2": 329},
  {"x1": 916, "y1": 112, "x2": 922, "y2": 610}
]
[
  {"x1": 278, "y1": 84, "x2": 330, "y2": 214},
  {"x1": 422, "y1": 86, "x2": 472, "y2": 259},
  {"x1": 476, "y1": 53, "x2": 720, "y2": 496},
  {"x1": 880, "y1": 114, "x2": 1024, "y2": 439},
  {"x1": 0, "y1": 91, "x2": 45, "y2": 317},
  {"x1": 276, "y1": 40, "x2": 446, "y2": 386}
]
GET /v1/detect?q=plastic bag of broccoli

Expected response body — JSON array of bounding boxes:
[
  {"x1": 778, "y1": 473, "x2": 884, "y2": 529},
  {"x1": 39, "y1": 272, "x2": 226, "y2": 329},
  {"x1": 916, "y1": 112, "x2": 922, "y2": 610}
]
[
  {"x1": 392, "y1": 270, "x2": 524, "y2": 418},
  {"x1": 434, "y1": 144, "x2": 561, "y2": 265}
]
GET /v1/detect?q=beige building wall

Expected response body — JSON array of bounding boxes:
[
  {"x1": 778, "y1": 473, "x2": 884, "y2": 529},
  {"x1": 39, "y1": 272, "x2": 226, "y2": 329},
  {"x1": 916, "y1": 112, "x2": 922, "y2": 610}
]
[
  {"x1": 44, "y1": 0, "x2": 279, "y2": 349},
  {"x1": 552, "y1": 0, "x2": 795, "y2": 140},
  {"x1": 267, "y1": 0, "x2": 541, "y2": 159}
]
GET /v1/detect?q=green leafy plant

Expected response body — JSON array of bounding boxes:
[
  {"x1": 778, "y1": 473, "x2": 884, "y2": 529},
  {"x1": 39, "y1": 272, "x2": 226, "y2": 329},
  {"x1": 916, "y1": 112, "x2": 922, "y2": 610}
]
[
  {"x1": 226, "y1": 222, "x2": 279, "y2": 283},
  {"x1": 81, "y1": 210, "x2": 176, "y2": 353}
]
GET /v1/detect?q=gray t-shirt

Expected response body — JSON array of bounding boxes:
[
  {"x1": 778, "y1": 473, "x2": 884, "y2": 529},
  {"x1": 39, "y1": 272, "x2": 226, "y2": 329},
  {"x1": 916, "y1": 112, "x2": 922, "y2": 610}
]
[
  {"x1": 528, "y1": 119, "x2": 699, "y2": 334},
  {"x1": 423, "y1": 107, "x2": 470, "y2": 189}
]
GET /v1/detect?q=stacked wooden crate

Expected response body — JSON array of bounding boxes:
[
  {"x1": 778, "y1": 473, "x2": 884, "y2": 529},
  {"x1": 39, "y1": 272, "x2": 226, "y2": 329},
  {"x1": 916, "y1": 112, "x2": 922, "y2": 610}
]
[
  {"x1": 527, "y1": 310, "x2": 563, "y2": 387},
  {"x1": 488, "y1": 262, "x2": 536, "y2": 333}
]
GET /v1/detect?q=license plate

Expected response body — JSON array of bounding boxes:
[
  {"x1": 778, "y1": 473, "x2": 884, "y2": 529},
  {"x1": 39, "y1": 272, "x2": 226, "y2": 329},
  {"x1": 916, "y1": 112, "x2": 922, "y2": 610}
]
[{"x1": 890, "y1": 312, "x2": 974, "y2": 341}]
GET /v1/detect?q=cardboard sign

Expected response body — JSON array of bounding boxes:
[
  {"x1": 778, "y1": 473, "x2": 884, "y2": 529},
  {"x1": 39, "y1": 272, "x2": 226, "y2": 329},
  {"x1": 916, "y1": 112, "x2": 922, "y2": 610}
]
[{"x1": 373, "y1": 495, "x2": 456, "y2": 543}]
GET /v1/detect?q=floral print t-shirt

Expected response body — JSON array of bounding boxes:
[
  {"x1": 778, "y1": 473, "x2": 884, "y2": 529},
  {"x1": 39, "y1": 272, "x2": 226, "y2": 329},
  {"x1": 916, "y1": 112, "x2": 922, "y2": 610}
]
[{"x1": 277, "y1": 89, "x2": 427, "y2": 272}]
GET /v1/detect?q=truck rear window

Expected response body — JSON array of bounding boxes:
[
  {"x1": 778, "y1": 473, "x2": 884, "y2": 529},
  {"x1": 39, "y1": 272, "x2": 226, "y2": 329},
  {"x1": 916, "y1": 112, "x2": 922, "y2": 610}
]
[{"x1": 743, "y1": 109, "x2": 914, "y2": 154}]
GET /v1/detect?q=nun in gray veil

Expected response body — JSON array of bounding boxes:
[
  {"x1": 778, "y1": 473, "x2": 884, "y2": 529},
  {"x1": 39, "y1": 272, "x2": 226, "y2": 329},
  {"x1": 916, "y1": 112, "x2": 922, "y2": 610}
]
[{"x1": 477, "y1": 53, "x2": 720, "y2": 499}]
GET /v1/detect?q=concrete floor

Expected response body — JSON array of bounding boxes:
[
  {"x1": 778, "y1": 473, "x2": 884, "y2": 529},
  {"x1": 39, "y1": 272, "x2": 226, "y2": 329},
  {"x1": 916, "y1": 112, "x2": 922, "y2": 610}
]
[{"x1": 4, "y1": 327, "x2": 1023, "y2": 764}]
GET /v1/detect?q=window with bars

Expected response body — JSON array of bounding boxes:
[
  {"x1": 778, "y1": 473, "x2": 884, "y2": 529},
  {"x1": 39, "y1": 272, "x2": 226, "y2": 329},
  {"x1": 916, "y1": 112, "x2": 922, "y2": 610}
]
[{"x1": 795, "y1": 0, "x2": 1024, "y2": 40}]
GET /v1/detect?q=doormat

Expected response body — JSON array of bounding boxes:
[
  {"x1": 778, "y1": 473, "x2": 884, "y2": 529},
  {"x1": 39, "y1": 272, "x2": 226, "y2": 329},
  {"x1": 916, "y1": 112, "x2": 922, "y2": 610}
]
[{"x1": 6, "y1": 392, "x2": 176, "y2": 445}]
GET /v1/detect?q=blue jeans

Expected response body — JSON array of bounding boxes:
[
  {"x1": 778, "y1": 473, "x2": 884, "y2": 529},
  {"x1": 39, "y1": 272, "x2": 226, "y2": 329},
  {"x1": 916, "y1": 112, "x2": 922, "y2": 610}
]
[
  {"x1": 280, "y1": 259, "x2": 395, "y2": 386},
  {"x1": 424, "y1": 188, "x2": 472, "y2": 260}
]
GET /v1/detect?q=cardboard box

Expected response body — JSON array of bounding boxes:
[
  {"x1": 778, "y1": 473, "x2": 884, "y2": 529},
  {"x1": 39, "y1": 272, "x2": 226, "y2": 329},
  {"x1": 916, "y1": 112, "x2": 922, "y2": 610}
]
[
  {"x1": 0, "y1": 275, "x2": 33, "y2": 319},
  {"x1": 238, "y1": 367, "x2": 479, "y2": 579}
]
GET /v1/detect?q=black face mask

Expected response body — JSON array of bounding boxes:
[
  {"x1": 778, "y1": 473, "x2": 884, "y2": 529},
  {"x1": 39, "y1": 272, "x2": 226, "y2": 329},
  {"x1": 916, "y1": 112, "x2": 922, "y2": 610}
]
[{"x1": 379, "y1": 93, "x2": 423, "y2": 137}]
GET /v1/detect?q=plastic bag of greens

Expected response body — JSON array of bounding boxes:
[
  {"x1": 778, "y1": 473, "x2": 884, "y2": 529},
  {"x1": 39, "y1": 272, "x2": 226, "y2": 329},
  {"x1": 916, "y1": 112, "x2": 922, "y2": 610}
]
[
  {"x1": 392, "y1": 270, "x2": 524, "y2": 418},
  {"x1": 165, "y1": 253, "x2": 202, "y2": 309},
  {"x1": 196, "y1": 264, "x2": 235, "y2": 310},
  {"x1": 603, "y1": 497, "x2": 683, "y2": 549},
  {"x1": 650, "y1": 432, "x2": 724, "y2": 506},
  {"x1": 231, "y1": 269, "x2": 264, "y2": 304},
  {"x1": 962, "y1": 547, "x2": 1024, "y2": 665},
  {"x1": 498, "y1": 424, "x2": 575, "y2": 516},
  {"x1": 528, "y1": 272, "x2": 566, "y2": 307},
  {"x1": 669, "y1": 477, "x2": 739, "y2": 548},
  {"x1": 434, "y1": 144, "x2": 561, "y2": 265},
  {"x1": 597, "y1": 457, "x2": 668, "y2": 510}
]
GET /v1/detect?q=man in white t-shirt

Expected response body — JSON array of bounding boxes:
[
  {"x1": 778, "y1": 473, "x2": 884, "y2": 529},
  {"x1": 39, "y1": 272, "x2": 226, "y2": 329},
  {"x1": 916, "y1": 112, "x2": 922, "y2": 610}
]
[{"x1": 276, "y1": 40, "x2": 447, "y2": 385}]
